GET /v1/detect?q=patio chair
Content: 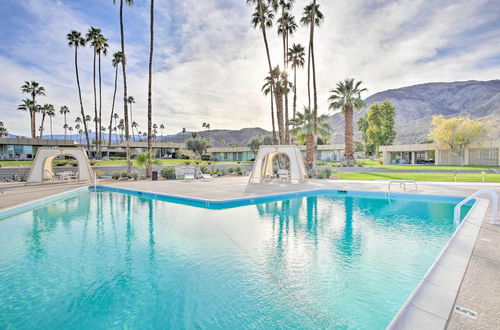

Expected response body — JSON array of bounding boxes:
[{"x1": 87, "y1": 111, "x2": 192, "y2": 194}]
[
  {"x1": 185, "y1": 173, "x2": 195, "y2": 180},
  {"x1": 197, "y1": 171, "x2": 212, "y2": 179}
]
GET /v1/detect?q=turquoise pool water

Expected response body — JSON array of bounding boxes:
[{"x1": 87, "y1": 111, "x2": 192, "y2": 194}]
[{"x1": 0, "y1": 189, "x2": 472, "y2": 329}]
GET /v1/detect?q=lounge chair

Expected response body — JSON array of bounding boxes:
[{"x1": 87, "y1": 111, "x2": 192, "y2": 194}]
[
  {"x1": 197, "y1": 171, "x2": 212, "y2": 179},
  {"x1": 185, "y1": 173, "x2": 195, "y2": 180}
]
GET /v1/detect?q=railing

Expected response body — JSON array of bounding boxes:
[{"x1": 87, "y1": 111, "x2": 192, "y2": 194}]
[{"x1": 454, "y1": 189, "x2": 498, "y2": 226}]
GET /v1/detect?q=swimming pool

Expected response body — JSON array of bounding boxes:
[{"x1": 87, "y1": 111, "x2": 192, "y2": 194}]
[{"x1": 0, "y1": 187, "x2": 473, "y2": 329}]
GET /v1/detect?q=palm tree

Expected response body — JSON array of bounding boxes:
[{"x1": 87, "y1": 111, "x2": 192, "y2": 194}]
[
  {"x1": 202, "y1": 122, "x2": 211, "y2": 141},
  {"x1": 96, "y1": 33, "x2": 109, "y2": 156},
  {"x1": 68, "y1": 126, "x2": 74, "y2": 140},
  {"x1": 67, "y1": 30, "x2": 90, "y2": 152},
  {"x1": 131, "y1": 121, "x2": 138, "y2": 141},
  {"x1": 159, "y1": 124, "x2": 164, "y2": 139},
  {"x1": 248, "y1": 0, "x2": 279, "y2": 144},
  {"x1": 21, "y1": 81, "x2": 45, "y2": 138},
  {"x1": 328, "y1": 78, "x2": 367, "y2": 161},
  {"x1": 17, "y1": 99, "x2": 36, "y2": 134},
  {"x1": 114, "y1": 0, "x2": 134, "y2": 173},
  {"x1": 152, "y1": 123, "x2": 158, "y2": 141},
  {"x1": 127, "y1": 96, "x2": 135, "y2": 129},
  {"x1": 47, "y1": 106, "x2": 56, "y2": 139},
  {"x1": 108, "y1": 51, "x2": 125, "y2": 158},
  {"x1": 288, "y1": 43, "x2": 305, "y2": 121},
  {"x1": 39, "y1": 104, "x2": 54, "y2": 138},
  {"x1": 60, "y1": 105, "x2": 70, "y2": 140},
  {"x1": 290, "y1": 106, "x2": 332, "y2": 168},
  {"x1": 0, "y1": 122, "x2": 8, "y2": 137},
  {"x1": 262, "y1": 66, "x2": 292, "y2": 144},
  {"x1": 86, "y1": 27, "x2": 102, "y2": 157},
  {"x1": 118, "y1": 119, "x2": 125, "y2": 144},
  {"x1": 146, "y1": 0, "x2": 155, "y2": 178},
  {"x1": 78, "y1": 129, "x2": 83, "y2": 143}
]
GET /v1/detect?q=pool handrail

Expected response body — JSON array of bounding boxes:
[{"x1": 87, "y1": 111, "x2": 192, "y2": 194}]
[{"x1": 454, "y1": 189, "x2": 498, "y2": 226}]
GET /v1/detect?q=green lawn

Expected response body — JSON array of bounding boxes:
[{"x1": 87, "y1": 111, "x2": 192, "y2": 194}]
[
  {"x1": 335, "y1": 172, "x2": 500, "y2": 183},
  {"x1": 327, "y1": 159, "x2": 499, "y2": 171}
]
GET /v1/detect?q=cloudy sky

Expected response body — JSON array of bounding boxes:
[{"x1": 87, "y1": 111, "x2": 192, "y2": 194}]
[{"x1": 1, "y1": 0, "x2": 499, "y2": 137}]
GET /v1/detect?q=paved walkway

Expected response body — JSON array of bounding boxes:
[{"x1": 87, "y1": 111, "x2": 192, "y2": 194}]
[{"x1": 1, "y1": 177, "x2": 499, "y2": 329}]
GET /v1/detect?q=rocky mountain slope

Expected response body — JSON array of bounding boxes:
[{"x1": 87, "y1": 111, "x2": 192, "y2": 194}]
[{"x1": 327, "y1": 80, "x2": 500, "y2": 144}]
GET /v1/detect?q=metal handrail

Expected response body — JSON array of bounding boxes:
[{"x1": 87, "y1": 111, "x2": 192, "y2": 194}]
[{"x1": 454, "y1": 189, "x2": 498, "y2": 226}]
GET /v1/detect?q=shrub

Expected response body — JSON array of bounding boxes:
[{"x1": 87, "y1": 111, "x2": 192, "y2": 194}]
[
  {"x1": 195, "y1": 161, "x2": 200, "y2": 165},
  {"x1": 181, "y1": 154, "x2": 190, "y2": 159},
  {"x1": 201, "y1": 155, "x2": 210, "y2": 161},
  {"x1": 183, "y1": 161, "x2": 191, "y2": 166},
  {"x1": 111, "y1": 171, "x2": 121, "y2": 180},
  {"x1": 235, "y1": 166, "x2": 243, "y2": 174},
  {"x1": 200, "y1": 165, "x2": 209, "y2": 174},
  {"x1": 315, "y1": 166, "x2": 334, "y2": 179},
  {"x1": 121, "y1": 171, "x2": 130, "y2": 179},
  {"x1": 130, "y1": 171, "x2": 139, "y2": 181},
  {"x1": 95, "y1": 170, "x2": 104, "y2": 178},
  {"x1": 161, "y1": 166, "x2": 176, "y2": 180},
  {"x1": 226, "y1": 166, "x2": 235, "y2": 174},
  {"x1": 376, "y1": 158, "x2": 383, "y2": 165}
]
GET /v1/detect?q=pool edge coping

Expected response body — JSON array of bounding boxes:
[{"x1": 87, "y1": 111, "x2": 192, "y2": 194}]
[{"x1": 387, "y1": 197, "x2": 488, "y2": 329}]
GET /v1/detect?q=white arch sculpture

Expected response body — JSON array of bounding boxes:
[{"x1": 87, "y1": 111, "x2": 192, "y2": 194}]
[
  {"x1": 26, "y1": 147, "x2": 94, "y2": 185},
  {"x1": 249, "y1": 145, "x2": 308, "y2": 184}
]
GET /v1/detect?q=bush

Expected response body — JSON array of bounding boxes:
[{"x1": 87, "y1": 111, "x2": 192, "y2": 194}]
[
  {"x1": 121, "y1": 171, "x2": 130, "y2": 179},
  {"x1": 315, "y1": 166, "x2": 334, "y2": 179},
  {"x1": 195, "y1": 161, "x2": 200, "y2": 165},
  {"x1": 201, "y1": 155, "x2": 211, "y2": 161},
  {"x1": 200, "y1": 165, "x2": 209, "y2": 174},
  {"x1": 95, "y1": 170, "x2": 104, "y2": 178},
  {"x1": 183, "y1": 161, "x2": 191, "y2": 166},
  {"x1": 376, "y1": 158, "x2": 383, "y2": 165},
  {"x1": 226, "y1": 166, "x2": 235, "y2": 174},
  {"x1": 130, "y1": 171, "x2": 139, "y2": 181},
  {"x1": 181, "y1": 154, "x2": 190, "y2": 159},
  {"x1": 235, "y1": 166, "x2": 243, "y2": 174},
  {"x1": 161, "y1": 166, "x2": 176, "y2": 180},
  {"x1": 111, "y1": 171, "x2": 121, "y2": 180}
]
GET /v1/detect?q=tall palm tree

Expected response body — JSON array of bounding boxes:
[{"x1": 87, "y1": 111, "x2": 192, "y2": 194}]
[
  {"x1": 262, "y1": 66, "x2": 292, "y2": 144},
  {"x1": 127, "y1": 96, "x2": 135, "y2": 129},
  {"x1": 290, "y1": 106, "x2": 332, "y2": 168},
  {"x1": 108, "y1": 51, "x2": 125, "y2": 158},
  {"x1": 68, "y1": 126, "x2": 74, "y2": 140},
  {"x1": 152, "y1": 123, "x2": 158, "y2": 142},
  {"x1": 0, "y1": 122, "x2": 8, "y2": 137},
  {"x1": 67, "y1": 30, "x2": 90, "y2": 152},
  {"x1": 301, "y1": 1, "x2": 324, "y2": 165},
  {"x1": 113, "y1": 0, "x2": 134, "y2": 173},
  {"x1": 39, "y1": 104, "x2": 54, "y2": 138},
  {"x1": 96, "y1": 33, "x2": 109, "y2": 156},
  {"x1": 288, "y1": 43, "x2": 305, "y2": 122},
  {"x1": 328, "y1": 78, "x2": 367, "y2": 161},
  {"x1": 21, "y1": 81, "x2": 45, "y2": 138},
  {"x1": 86, "y1": 26, "x2": 102, "y2": 157},
  {"x1": 159, "y1": 124, "x2": 164, "y2": 139},
  {"x1": 18, "y1": 99, "x2": 38, "y2": 136},
  {"x1": 146, "y1": 0, "x2": 155, "y2": 178},
  {"x1": 60, "y1": 105, "x2": 70, "y2": 140},
  {"x1": 131, "y1": 121, "x2": 138, "y2": 141},
  {"x1": 248, "y1": 0, "x2": 279, "y2": 144},
  {"x1": 118, "y1": 119, "x2": 125, "y2": 144},
  {"x1": 47, "y1": 106, "x2": 56, "y2": 139},
  {"x1": 78, "y1": 129, "x2": 83, "y2": 143}
]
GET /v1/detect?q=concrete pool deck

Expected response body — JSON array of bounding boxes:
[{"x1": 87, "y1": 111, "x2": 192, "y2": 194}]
[{"x1": 1, "y1": 177, "x2": 499, "y2": 329}]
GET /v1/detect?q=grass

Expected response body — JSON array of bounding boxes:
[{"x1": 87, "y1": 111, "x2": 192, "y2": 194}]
[
  {"x1": 335, "y1": 172, "x2": 500, "y2": 183},
  {"x1": 328, "y1": 159, "x2": 499, "y2": 171}
]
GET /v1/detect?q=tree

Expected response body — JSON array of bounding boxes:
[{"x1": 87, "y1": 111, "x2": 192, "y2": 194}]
[
  {"x1": 67, "y1": 30, "x2": 90, "y2": 153},
  {"x1": 202, "y1": 122, "x2": 211, "y2": 141},
  {"x1": 186, "y1": 136, "x2": 211, "y2": 158},
  {"x1": 0, "y1": 122, "x2": 8, "y2": 137},
  {"x1": 96, "y1": 32, "x2": 109, "y2": 156},
  {"x1": 262, "y1": 66, "x2": 292, "y2": 144},
  {"x1": 113, "y1": 0, "x2": 134, "y2": 173},
  {"x1": 39, "y1": 104, "x2": 54, "y2": 138},
  {"x1": 47, "y1": 106, "x2": 56, "y2": 139},
  {"x1": 135, "y1": 151, "x2": 161, "y2": 170},
  {"x1": 68, "y1": 126, "x2": 74, "y2": 140},
  {"x1": 159, "y1": 124, "x2": 165, "y2": 139},
  {"x1": 328, "y1": 78, "x2": 367, "y2": 161},
  {"x1": 131, "y1": 121, "x2": 138, "y2": 141},
  {"x1": 146, "y1": 0, "x2": 155, "y2": 178},
  {"x1": 290, "y1": 106, "x2": 332, "y2": 168},
  {"x1": 429, "y1": 115, "x2": 488, "y2": 165},
  {"x1": 18, "y1": 99, "x2": 38, "y2": 136},
  {"x1": 248, "y1": 0, "x2": 279, "y2": 144},
  {"x1": 108, "y1": 51, "x2": 125, "y2": 158},
  {"x1": 59, "y1": 105, "x2": 70, "y2": 140},
  {"x1": 357, "y1": 100, "x2": 396, "y2": 156},
  {"x1": 288, "y1": 43, "x2": 305, "y2": 122},
  {"x1": 21, "y1": 81, "x2": 45, "y2": 138},
  {"x1": 248, "y1": 134, "x2": 273, "y2": 154}
]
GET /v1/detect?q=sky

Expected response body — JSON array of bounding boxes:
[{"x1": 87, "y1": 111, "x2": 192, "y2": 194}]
[{"x1": 1, "y1": 0, "x2": 499, "y2": 137}]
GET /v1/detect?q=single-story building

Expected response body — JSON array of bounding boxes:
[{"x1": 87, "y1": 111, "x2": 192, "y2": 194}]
[
  {"x1": 380, "y1": 141, "x2": 499, "y2": 166},
  {"x1": 0, "y1": 138, "x2": 79, "y2": 160}
]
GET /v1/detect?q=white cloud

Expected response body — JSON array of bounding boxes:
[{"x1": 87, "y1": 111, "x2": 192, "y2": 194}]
[{"x1": 1, "y1": 0, "x2": 500, "y2": 136}]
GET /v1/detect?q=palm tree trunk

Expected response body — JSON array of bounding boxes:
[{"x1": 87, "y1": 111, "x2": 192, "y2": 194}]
[
  {"x1": 307, "y1": 44, "x2": 311, "y2": 110},
  {"x1": 31, "y1": 109, "x2": 36, "y2": 138},
  {"x1": 64, "y1": 113, "x2": 67, "y2": 140},
  {"x1": 293, "y1": 66, "x2": 297, "y2": 121},
  {"x1": 39, "y1": 113, "x2": 46, "y2": 138},
  {"x1": 305, "y1": 132, "x2": 314, "y2": 168},
  {"x1": 310, "y1": 0, "x2": 318, "y2": 167},
  {"x1": 92, "y1": 50, "x2": 98, "y2": 158},
  {"x1": 108, "y1": 65, "x2": 119, "y2": 158},
  {"x1": 146, "y1": 0, "x2": 154, "y2": 179},
  {"x1": 275, "y1": 92, "x2": 284, "y2": 144},
  {"x1": 50, "y1": 117, "x2": 53, "y2": 139},
  {"x1": 344, "y1": 105, "x2": 354, "y2": 160},
  {"x1": 29, "y1": 112, "x2": 34, "y2": 139},
  {"x1": 98, "y1": 52, "x2": 103, "y2": 158},
  {"x1": 119, "y1": 0, "x2": 131, "y2": 173},
  {"x1": 284, "y1": 31, "x2": 290, "y2": 144},
  {"x1": 270, "y1": 85, "x2": 277, "y2": 144},
  {"x1": 74, "y1": 47, "x2": 90, "y2": 153}
]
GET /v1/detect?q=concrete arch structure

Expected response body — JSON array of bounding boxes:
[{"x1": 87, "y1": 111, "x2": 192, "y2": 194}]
[
  {"x1": 249, "y1": 145, "x2": 308, "y2": 184},
  {"x1": 26, "y1": 147, "x2": 94, "y2": 185}
]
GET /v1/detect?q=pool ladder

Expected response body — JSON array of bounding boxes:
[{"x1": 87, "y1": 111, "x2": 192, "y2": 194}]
[{"x1": 454, "y1": 189, "x2": 498, "y2": 226}]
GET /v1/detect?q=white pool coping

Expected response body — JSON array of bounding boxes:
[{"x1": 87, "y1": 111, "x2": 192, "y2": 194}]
[{"x1": 388, "y1": 197, "x2": 488, "y2": 329}]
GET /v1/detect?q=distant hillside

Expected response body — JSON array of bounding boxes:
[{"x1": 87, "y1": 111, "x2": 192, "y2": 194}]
[
  {"x1": 161, "y1": 127, "x2": 271, "y2": 147},
  {"x1": 327, "y1": 80, "x2": 500, "y2": 144}
]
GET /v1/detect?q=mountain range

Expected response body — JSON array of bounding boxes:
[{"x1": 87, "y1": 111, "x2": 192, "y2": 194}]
[{"x1": 8, "y1": 80, "x2": 499, "y2": 147}]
